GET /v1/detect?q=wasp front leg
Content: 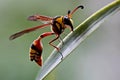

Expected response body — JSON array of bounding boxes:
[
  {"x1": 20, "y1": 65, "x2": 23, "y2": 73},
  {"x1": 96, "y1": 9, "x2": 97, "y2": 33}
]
[{"x1": 29, "y1": 32, "x2": 55, "y2": 66}]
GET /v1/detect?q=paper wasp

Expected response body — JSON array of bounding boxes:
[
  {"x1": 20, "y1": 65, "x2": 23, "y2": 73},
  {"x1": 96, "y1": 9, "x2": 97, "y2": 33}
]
[{"x1": 9, "y1": 5, "x2": 84, "y2": 66}]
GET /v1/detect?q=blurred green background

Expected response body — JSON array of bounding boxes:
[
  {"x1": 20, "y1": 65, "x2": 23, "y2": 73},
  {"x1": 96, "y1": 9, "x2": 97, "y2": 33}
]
[{"x1": 0, "y1": 0, "x2": 120, "y2": 80}]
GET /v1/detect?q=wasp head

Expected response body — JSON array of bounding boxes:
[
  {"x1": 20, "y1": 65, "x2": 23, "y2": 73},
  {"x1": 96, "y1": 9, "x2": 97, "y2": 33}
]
[
  {"x1": 64, "y1": 5, "x2": 84, "y2": 31},
  {"x1": 63, "y1": 16, "x2": 73, "y2": 31}
]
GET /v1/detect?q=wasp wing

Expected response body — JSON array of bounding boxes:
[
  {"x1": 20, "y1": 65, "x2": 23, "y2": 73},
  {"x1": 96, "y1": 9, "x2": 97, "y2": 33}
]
[
  {"x1": 28, "y1": 15, "x2": 53, "y2": 22},
  {"x1": 9, "y1": 23, "x2": 51, "y2": 40}
]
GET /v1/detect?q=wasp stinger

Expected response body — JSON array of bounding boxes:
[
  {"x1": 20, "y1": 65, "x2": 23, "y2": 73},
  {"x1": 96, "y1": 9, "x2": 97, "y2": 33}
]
[{"x1": 9, "y1": 5, "x2": 84, "y2": 66}]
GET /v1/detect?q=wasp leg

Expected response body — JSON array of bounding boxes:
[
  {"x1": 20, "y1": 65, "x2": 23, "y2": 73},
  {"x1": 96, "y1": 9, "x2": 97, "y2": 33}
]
[
  {"x1": 59, "y1": 36, "x2": 64, "y2": 45},
  {"x1": 49, "y1": 35, "x2": 64, "y2": 59},
  {"x1": 59, "y1": 51, "x2": 64, "y2": 60}
]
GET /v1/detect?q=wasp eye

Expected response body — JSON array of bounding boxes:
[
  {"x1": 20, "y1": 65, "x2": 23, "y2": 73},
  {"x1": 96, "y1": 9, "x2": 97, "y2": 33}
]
[
  {"x1": 64, "y1": 16, "x2": 73, "y2": 25},
  {"x1": 63, "y1": 16, "x2": 73, "y2": 31},
  {"x1": 63, "y1": 16, "x2": 69, "y2": 23}
]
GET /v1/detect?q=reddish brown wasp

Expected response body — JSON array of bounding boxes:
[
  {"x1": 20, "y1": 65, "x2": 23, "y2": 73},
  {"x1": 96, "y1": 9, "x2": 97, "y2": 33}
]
[{"x1": 9, "y1": 5, "x2": 84, "y2": 66}]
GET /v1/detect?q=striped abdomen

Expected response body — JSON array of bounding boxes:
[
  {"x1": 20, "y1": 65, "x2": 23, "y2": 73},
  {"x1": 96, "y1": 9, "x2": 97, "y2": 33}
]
[{"x1": 29, "y1": 38, "x2": 43, "y2": 66}]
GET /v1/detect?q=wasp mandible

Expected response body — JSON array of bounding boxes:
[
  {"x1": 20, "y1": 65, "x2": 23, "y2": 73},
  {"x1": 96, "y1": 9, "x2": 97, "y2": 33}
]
[{"x1": 9, "y1": 5, "x2": 84, "y2": 66}]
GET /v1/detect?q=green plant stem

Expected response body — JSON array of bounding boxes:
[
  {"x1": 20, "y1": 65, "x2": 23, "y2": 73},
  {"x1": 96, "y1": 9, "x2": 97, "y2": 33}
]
[{"x1": 36, "y1": 0, "x2": 120, "y2": 80}]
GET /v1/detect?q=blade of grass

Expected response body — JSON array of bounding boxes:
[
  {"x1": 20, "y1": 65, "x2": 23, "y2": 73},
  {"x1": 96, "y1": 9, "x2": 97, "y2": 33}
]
[{"x1": 36, "y1": 0, "x2": 120, "y2": 80}]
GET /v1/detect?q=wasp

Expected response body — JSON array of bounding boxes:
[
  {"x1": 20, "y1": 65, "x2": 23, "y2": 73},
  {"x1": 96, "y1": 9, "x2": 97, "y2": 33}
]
[{"x1": 9, "y1": 5, "x2": 84, "y2": 66}]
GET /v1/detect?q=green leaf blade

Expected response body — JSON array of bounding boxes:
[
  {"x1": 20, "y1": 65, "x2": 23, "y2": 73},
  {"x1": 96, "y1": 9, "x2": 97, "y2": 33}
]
[{"x1": 36, "y1": 0, "x2": 120, "y2": 80}]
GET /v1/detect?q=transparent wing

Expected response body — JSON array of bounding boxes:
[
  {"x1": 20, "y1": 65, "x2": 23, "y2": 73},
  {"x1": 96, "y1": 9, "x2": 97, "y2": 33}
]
[
  {"x1": 9, "y1": 23, "x2": 51, "y2": 40},
  {"x1": 28, "y1": 14, "x2": 53, "y2": 22}
]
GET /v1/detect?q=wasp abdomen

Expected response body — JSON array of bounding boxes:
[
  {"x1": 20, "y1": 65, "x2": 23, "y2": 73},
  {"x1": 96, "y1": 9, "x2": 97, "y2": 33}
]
[{"x1": 29, "y1": 39, "x2": 43, "y2": 66}]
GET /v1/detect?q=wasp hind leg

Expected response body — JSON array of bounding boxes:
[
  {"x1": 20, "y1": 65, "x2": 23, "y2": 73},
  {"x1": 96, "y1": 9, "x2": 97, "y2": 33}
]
[
  {"x1": 40, "y1": 32, "x2": 63, "y2": 59},
  {"x1": 49, "y1": 35, "x2": 64, "y2": 60}
]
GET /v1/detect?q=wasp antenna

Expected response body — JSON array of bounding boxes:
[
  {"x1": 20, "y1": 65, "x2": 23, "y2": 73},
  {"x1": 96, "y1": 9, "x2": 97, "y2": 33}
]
[
  {"x1": 77, "y1": 5, "x2": 84, "y2": 9},
  {"x1": 68, "y1": 5, "x2": 84, "y2": 18},
  {"x1": 68, "y1": 10, "x2": 71, "y2": 15}
]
